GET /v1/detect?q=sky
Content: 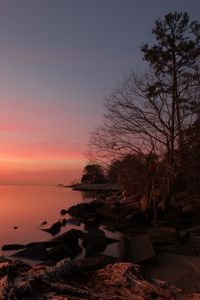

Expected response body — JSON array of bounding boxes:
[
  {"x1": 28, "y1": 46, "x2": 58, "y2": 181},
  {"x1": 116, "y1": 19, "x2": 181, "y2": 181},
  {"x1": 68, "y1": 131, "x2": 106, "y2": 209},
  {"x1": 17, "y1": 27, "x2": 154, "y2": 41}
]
[{"x1": 0, "y1": 0, "x2": 200, "y2": 185}]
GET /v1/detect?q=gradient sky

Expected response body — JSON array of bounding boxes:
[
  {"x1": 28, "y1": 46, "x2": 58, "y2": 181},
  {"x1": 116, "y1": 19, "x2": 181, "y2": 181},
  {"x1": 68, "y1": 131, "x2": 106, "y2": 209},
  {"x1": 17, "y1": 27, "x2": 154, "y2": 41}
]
[{"x1": 0, "y1": 0, "x2": 200, "y2": 185}]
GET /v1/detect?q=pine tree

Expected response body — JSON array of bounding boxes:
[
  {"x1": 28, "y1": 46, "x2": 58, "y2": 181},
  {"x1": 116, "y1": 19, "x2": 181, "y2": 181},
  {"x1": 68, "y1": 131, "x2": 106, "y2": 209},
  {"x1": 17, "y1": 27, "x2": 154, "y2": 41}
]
[{"x1": 141, "y1": 12, "x2": 200, "y2": 164}]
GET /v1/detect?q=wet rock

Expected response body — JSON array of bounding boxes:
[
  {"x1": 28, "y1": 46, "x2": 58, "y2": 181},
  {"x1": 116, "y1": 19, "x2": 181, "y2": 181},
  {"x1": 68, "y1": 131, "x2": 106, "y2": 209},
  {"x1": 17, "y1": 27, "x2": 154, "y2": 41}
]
[
  {"x1": 119, "y1": 205, "x2": 140, "y2": 219},
  {"x1": 42, "y1": 221, "x2": 61, "y2": 235},
  {"x1": 83, "y1": 217, "x2": 100, "y2": 230},
  {"x1": 51, "y1": 229, "x2": 83, "y2": 246},
  {"x1": 12, "y1": 244, "x2": 48, "y2": 260},
  {"x1": 0, "y1": 259, "x2": 78, "y2": 299},
  {"x1": 68, "y1": 201, "x2": 102, "y2": 218},
  {"x1": 82, "y1": 229, "x2": 107, "y2": 256},
  {"x1": 48, "y1": 243, "x2": 81, "y2": 261},
  {"x1": 88, "y1": 262, "x2": 186, "y2": 299},
  {"x1": 2, "y1": 244, "x2": 26, "y2": 251},
  {"x1": 17, "y1": 229, "x2": 83, "y2": 258},
  {"x1": 0, "y1": 258, "x2": 30, "y2": 278},
  {"x1": 0, "y1": 258, "x2": 198, "y2": 299},
  {"x1": 42, "y1": 244, "x2": 77, "y2": 262},
  {"x1": 41, "y1": 221, "x2": 47, "y2": 225},
  {"x1": 50, "y1": 229, "x2": 83, "y2": 257},
  {"x1": 96, "y1": 206, "x2": 119, "y2": 222},
  {"x1": 26, "y1": 241, "x2": 58, "y2": 249},
  {"x1": 61, "y1": 218, "x2": 67, "y2": 226},
  {"x1": 74, "y1": 255, "x2": 120, "y2": 270},
  {"x1": 60, "y1": 209, "x2": 68, "y2": 215},
  {"x1": 121, "y1": 233, "x2": 156, "y2": 263},
  {"x1": 67, "y1": 217, "x2": 81, "y2": 226}
]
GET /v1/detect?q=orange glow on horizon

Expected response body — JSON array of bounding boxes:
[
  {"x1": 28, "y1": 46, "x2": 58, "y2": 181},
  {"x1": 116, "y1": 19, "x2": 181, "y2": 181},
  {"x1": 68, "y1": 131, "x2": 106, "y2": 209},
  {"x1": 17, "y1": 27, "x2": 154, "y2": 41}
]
[{"x1": 0, "y1": 152, "x2": 87, "y2": 185}]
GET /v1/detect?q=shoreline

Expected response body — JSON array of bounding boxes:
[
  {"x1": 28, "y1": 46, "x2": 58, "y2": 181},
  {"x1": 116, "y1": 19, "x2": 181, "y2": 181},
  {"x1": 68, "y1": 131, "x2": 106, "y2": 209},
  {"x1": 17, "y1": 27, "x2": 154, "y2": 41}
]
[
  {"x1": 1, "y1": 186, "x2": 200, "y2": 298},
  {"x1": 66, "y1": 182, "x2": 119, "y2": 191}
]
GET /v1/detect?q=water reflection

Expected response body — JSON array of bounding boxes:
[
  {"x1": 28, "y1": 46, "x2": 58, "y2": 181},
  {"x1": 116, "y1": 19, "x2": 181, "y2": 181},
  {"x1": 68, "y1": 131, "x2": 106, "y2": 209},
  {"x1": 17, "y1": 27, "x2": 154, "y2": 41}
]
[{"x1": 0, "y1": 185, "x2": 83, "y2": 250}]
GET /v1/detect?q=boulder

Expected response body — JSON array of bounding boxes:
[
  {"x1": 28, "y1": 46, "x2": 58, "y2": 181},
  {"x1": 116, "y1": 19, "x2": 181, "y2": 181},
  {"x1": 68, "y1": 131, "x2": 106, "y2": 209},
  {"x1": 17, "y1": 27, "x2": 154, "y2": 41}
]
[
  {"x1": 67, "y1": 217, "x2": 81, "y2": 226},
  {"x1": 82, "y1": 229, "x2": 107, "y2": 256},
  {"x1": 42, "y1": 221, "x2": 61, "y2": 235},
  {"x1": 2, "y1": 244, "x2": 26, "y2": 251},
  {"x1": 0, "y1": 258, "x2": 198, "y2": 299},
  {"x1": 120, "y1": 233, "x2": 156, "y2": 263},
  {"x1": 96, "y1": 207, "x2": 119, "y2": 222},
  {"x1": 74, "y1": 255, "x2": 119, "y2": 270},
  {"x1": 83, "y1": 217, "x2": 100, "y2": 230},
  {"x1": 42, "y1": 244, "x2": 72, "y2": 261},
  {"x1": 60, "y1": 209, "x2": 68, "y2": 215},
  {"x1": 61, "y1": 218, "x2": 67, "y2": 226},
  {"x1": 68, "y1": 201, "x2": 102, "y2": 218},
  {"x1": 42, "y1": 243, "x2": 82, "y2": 261},
  {"x1": 12, "y1": 244, "x2": 47, "y2": 260},
  {"x1": 51, "y1": 229, "x2": 83, "y2": 250}
]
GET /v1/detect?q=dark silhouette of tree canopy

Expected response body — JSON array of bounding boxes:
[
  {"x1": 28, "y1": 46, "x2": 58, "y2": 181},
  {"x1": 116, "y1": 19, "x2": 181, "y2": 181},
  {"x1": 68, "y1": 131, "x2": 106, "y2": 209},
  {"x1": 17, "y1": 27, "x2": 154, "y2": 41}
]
[
  {"x1": 87, "y1": 12, "x2": 200, "y2": 210},
  {"x1": 81, "y1": 164, "x2": 106, "y2": 184},
  {"x1": 107, "y1": 160, "x2": 122, "y2": 183},
  {"x1": 141, "y1": 12, "x2": 200, "y2": 164}
]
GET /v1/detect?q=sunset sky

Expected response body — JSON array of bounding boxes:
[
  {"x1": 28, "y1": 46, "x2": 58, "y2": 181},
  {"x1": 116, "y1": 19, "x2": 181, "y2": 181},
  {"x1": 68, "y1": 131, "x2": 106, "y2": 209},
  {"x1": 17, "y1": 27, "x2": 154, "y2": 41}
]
[{"x1": 0, "y1": 0, "x2": 200, "y2": 185}]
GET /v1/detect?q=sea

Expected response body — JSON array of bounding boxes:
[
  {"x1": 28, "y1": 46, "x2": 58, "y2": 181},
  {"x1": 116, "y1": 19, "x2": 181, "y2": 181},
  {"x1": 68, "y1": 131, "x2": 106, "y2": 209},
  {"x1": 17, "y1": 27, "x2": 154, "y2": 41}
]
[
  {"x1": 0, "y1": 185, "x2": 83, "y2": 252},
  {"x1": 0, "y1": 184, "x2": 121, "y2": 260}
]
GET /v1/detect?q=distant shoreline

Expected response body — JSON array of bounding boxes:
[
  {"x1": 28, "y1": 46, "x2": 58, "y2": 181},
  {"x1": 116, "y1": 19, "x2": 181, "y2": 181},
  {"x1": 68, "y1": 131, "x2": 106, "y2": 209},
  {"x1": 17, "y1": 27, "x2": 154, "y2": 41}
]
[{"x1": 66, "y1": 183, "x2": 119, "y2": 192}]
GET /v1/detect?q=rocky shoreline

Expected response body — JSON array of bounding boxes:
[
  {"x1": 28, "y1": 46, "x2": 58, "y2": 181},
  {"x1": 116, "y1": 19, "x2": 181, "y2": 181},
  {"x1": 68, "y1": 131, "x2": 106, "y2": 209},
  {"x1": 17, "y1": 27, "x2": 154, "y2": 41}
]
[
  {"x1": 1, "y1": 256, "x2": 200, "y2": 299},
  {"x1": 1, "y1": 188, "x2": 200, "y2": 299}
]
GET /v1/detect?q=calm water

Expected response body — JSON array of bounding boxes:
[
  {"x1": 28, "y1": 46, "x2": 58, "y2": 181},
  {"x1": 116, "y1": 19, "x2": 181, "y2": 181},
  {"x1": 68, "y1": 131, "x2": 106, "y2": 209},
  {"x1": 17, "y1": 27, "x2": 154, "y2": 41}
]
[{"x1": 0, "y1": 185, "x2": 83, "y2": 252}]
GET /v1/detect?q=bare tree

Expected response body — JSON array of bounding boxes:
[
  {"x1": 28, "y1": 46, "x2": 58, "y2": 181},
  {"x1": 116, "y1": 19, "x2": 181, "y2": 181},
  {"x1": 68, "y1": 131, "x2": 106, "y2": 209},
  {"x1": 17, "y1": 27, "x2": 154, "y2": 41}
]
[
  {"x1": 142, "y1": 12, "x2": 200, "y2": 163},
  {"x1": 87, "y1": 12, "x2": 200, "y2": 211}
]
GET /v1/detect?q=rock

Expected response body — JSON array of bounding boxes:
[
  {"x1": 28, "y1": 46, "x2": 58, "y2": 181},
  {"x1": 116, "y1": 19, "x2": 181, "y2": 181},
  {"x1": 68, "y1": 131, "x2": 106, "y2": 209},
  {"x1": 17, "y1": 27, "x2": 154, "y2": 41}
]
[
  {"x1": 67, "y1": 217, "x2": 81, "y2": 226},
  {"x1": 51, "y1": 229, "x2": 83, "y2": 246},
  {"x1": 60, "y1": 209, "x2": 68, "y2": 215},
  {"x1": 119, "y1": 205, "x2": 139, "y2": 219},
  {"x1": 42, "y1": 244, "x2": 81, "y2": 262},
  {"x1": 42, "y1": 221, "x2": 61, "y2": 235},
  {"x1": 13, "y1": 226, "x2": 18, "y2": 229},
  {"x1": 50, "y1": 229, "x2": 83, "y2": 257},
  {"x1": 61, "y1": 218, "x2": 67, "y2": 226},
  {"x1": 2, "y1": 244, "x2": 26, "y2": 251},
  {"x1": 121, "y1": 233, "x2": 156, "y2": 263},
  {"x1": 12, "y1": 244, "x2": 48, "y2": 260},
  {"x1": 74, "y1": 255, "x2": 119, "y2": 270},
  {"x1": 82, "y1": 229, "x2": 107, "y2": 256},
  {"x1": 68, "y1": 201, "x2": 102, "y2": 218},
  {"x1": 0, "y1": 258, "x2": 30, "y2": 278},
  {"x1": 20, "y1": 229, "x2": 83, "y2": 259},
  {"x1": 96, "y1": 207, "x2": 119, "y2": 222},
  {"x1": 0, "y1": 259, "x2": 198, "y2": 299},
  {"x1": 42, "y1": 241, "x2": 82, "y2": 261},
  {"x1": 26, "y1": 241, "x2": 58, "y2": 249},
  {"x1": 88, "y1": 262, "x2": 186, "y2": 299},
  {"x1": 41, "y1": 221, "x2": 47, "y2": 225},
  {"x1": 0, "y1": 259, "x2": 80, "y2": 299},
  {"x1": 83, "y1": 217, "x2": 100, "y2": 230}
]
